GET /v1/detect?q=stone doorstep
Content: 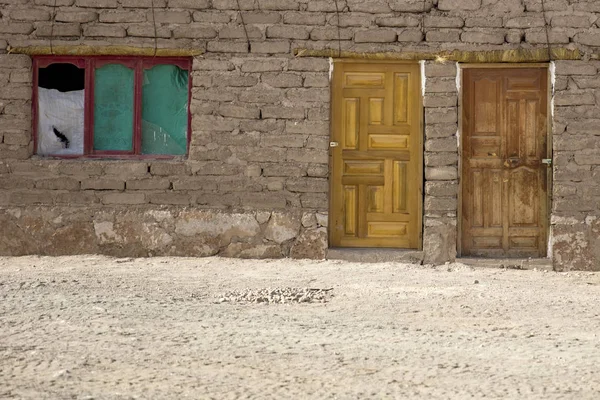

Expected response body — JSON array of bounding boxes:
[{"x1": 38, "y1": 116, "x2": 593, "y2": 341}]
[
  {"x1": 326, "y1": 248, "x2": 424, "y2": 264},
  {"x1": 457, "y1": 257, "x2": 554, "y2": 271}
]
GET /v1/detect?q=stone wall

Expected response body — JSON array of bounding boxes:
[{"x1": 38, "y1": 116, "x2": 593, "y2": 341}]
[{"x1": 0, "y1": 0, "x2": 599, "y2": 269}]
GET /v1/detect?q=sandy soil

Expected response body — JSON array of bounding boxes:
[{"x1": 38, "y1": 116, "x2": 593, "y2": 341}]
[{"x1": 1, "y1": 255, "x2": 600, "y2": 399}]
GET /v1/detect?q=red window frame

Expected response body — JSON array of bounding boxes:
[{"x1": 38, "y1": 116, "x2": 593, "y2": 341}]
[{"x1": 32, "y1": 55, "x2": 193, "y2": 159}]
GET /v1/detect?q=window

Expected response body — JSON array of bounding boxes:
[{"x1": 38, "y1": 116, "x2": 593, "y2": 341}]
[{"x1": 33, "y1": 56, "x2": 192, "y2": 158}]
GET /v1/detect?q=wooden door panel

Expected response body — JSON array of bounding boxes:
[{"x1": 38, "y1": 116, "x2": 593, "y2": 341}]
[
  {"x1": 343, "y1": 98, "x2": 359, "y2": 149},
  {"x1": 462, "y1": 68, "x2": 548, "y2": 258},
  {"x1": 473, "y1": 78, "x2": 500, "y2": 135},
  {"x1": 394, "y1": 73, "x2": 410, "y2": 124},
  {"x1": 331, "y1": 62, "x2": 422, "y2": 249},
  {"x1": 344, "y1": 72, "x2": 385, "y2": 88},
  {"x1": 508, "y1": 168, "x2": 539, "y2": 226}
]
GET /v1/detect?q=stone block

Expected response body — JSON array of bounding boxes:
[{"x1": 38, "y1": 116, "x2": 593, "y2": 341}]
[
  {"x1": 80, "y1": 179, "x2": 124, "y2": 191},
  {"x1": 99, "y1": 10, "x2": 145, "y2": 23},
  {"x1": 552, "y1": 15, "x2": 593, "y2": 28},
  {"x1": 376, "y1": 16, "x2": 420, "y2": 27},
  {"x1": 425, "y1": 108, "x2": 458, "y2": 124},
  {"x1": 310, "y1": 27, "x2": 354, "y2": 41},
  {"x1": 265, "y1": 212, "x2": 301, "y2": 243},
  {"x1": 389, "y1": 0, "x2": 433, "y2": 12},
  {"x1": 300, "y1": 193, "x2": 328, "y2": 209},
  {"x1": 149, "y1": 192, "x2": 191, "y2": 205},
  {"x1": 126, "y1": 179, "x2": 170, "y2": 190},
  {"x1": 286, "y1": 177, "x2": 328, "y2": 193},
  {"x1": 285, "y1": 120, "x2": 329, "y2": 135},
  {"x1": 425, "y1": 16, "x2": 464, "y2": 28},
  {"x1": 103, "y1": 162, "x2": 148, "y2": 177},
  {"x1": 250, "y1": 41, "x2": 290, "y2": 54},
  {"x1": 83, "y1": 24, "x2": 126, "y2": 37},
  {"x1": 461, "y1": 31, "x2": 506, "y2": 44},
  {"x1": 0, "y1": 23, "x2": 34, "y2": 35},
  {"x1": 288, "y1": 58, "x2": 330, "y2": 72},
  {"x1": 173, "y1": 25, "x2": 217, "y2": 39},
  {"x1": 127, "y1": 25, "x2": 171, "y2": 38},
  {"x1": 290, "y1": 227, "x2": 327, "y2": 259},
  {"x1": 218, "y1": 25, "x2": 262, "y2": 39},
  {"x1": 505, "y1": 16, "x2": 545, "y2": 28},
  {"x1": 438, "y1": 0, "x2": 480, "y2": 10},
  {"x1": 397, "y1": 29, "x2": 424, "y2": 42},
  {"x1": 258, "y1": 0, "x2": 298, "y2": 10},
  {"x1": 464, "y1": 17, "x2": 503, "y2": 28},
  {"x1": 218, "y1": 104, "x2": 261, "y2": 119},
  {"x1": 261, "y1": 72, "x2": 303, "y2": 88},
  {"x1": 150, "y1": 163, "x2": 189, "y2": 176},
  {"x1": 120, "y1": 0, "x2": 166, "y2": 6},
  {"x1": 76, "y1": 0, "x2": 117, "y2": 7},
  {"x1": 35, "y1": 178, "x2": 80, "y2": 191},
  {"x1": 425, "y1": 181, "x2": 458, "y2": 196},
  {"x1": 195, "y1": 11, "x2": 232, "y2": 23},
  {"x1": 55, "y1": 11, "x2": 98, "y2": 23},
  {"x1": 573, "y1": 32, "x2": 600, "y2": 47},
  {"x1": 525, "y1": 29, "x2": 569, "y2": 44},
  {"x1": 355, "y1": 29, "x2": 397, "y2": 43},
  {"x1": 240, "y1": 58, "x2": 285, "y2": 72},
  {"x1": 424, "y1": 94, "x2": 457, "y2": 108},
  {"x1": 266, "y1": 25, "x2": 309, "y2": 40},
  {"x1": 425, "y1": 77, "x2": 457, "y2": 93},
  {"x1": 261, "y1": 106, "x2": 305, "y2": 119},
  {"x1": 169, "y1": 0, "x2": 209, "y2": 8},
  {"x1": 426, "y1": 166, "x2": 458, "y2": 181},
  {"x1": 207, "y1": 41, "x2": 249, "y2": 54},
  {"x1": 426, "y1": 30, "x2": 461, "y2": 42},
  {"x1": 101, "y1": 192, "x2": 146, "y2": 205},
  {"x1": 283, "y1": 12, "x2": 326, "y2": 25},
  {"x1": 10, "y1": 9, "x2": 51, "y2": 21},
  {"x1": 554, "y1": 61, "x2": 597, "y2": 76},
  {"x1": 241, "y1": 12, "x2": 281, "y2": 24},
  {"x1": 423, "y1": 220, "x2": 457, "y2": 264},
  {"x1": 425, "y1": 63, "x2": 457, "y2": 78}
]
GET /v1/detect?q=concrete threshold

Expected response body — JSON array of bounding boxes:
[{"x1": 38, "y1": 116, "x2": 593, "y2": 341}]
[
  {"x1": 326, "y1": 248, "x2": 424, "y2": 264},
  {"x1": 457, "y1": 257, "x2": 554, "y2": 271}
]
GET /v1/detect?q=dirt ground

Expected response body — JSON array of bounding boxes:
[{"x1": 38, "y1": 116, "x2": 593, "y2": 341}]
[{"x1": 1, "y1": 256, "x2": 600, "y2": 399}]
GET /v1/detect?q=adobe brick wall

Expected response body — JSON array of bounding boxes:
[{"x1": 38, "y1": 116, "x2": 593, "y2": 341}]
[{"x1": 0, "y1": 0, "x2": 599, "y2": 269}]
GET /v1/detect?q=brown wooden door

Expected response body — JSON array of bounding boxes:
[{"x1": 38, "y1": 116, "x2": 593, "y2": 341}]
[
  {"x1": 461, "y1": 68, "x2": 549, "y2": 257},
  {"x1": 330, "y1": 62, "x2": 422, "y2": 248}
]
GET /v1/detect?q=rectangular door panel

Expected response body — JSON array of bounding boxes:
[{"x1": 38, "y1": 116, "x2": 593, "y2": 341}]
[{"x1": 331, "y1": 62, "x2": 422, "y2": 249}]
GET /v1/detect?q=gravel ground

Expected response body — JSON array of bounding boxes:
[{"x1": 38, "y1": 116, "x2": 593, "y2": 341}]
[{"x1": 1, "y1": 255, "x2": 600, "y2": 399}]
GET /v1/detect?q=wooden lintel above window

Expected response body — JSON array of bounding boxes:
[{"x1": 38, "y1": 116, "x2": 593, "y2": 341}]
[{"x1": 10, "y1": 45, "x2": 203, "y2": 57}]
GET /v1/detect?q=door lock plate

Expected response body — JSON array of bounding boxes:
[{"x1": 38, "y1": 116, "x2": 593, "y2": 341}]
[
  {"x1": 329, "y1": 141, "x2": 339, "y2": 148},
  {"x1": 542, "y1": 158, "x2": 552, "y2": 165}
]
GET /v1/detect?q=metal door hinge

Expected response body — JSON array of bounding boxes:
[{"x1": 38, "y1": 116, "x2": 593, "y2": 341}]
[
  {"x1": 329, "y1": 141, "x2": 339, "y2": 148},
  {"x1": 542, "y1": 159, "x2": 552, "y2": 165}
]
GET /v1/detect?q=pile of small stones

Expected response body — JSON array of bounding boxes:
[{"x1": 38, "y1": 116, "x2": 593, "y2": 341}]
[{"x1": 216, "y1": 287, "x2": 333, "y2": 304}]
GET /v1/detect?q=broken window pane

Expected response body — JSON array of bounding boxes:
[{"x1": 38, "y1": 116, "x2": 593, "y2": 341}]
[
  {"x1": 37, "y1": 63, "x2": 85, "y2": 156},
  {"x1": 141, "y1": 64, "x2": 188, "y2": 155},
  {"x1": 94, "y1": 63, "x2": 134, "y2": 152}
]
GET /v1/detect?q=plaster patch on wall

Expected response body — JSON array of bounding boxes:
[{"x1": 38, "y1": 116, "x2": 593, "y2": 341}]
[
  {"x1": 419, "y1": 60, "x2": 426, "y2": 97},
  {"x1": 455, "y1": 62, "x2": 461, "y2": 148},
  {"x1": 549, "y1": 61, "x2": 556, "y2": 118},
  {"x1": 548, "y1": 61, "x2": 556, "y2": 259},
  {"x1": 329, "y1": 57, "x2": 334, "y2": 81}
]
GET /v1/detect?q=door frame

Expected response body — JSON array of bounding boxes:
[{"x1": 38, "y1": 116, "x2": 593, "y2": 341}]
[
  {"x1": 328, "y1": 59, "x2": 424, "y2": 249},
  {"x1": 457, "y1": 63, "x2": 553, "y2": 257}
]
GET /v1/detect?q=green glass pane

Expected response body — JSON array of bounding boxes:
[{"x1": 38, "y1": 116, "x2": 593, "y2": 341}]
[
  {"x1": 94, "y1": 64, "x2": 134, "y2": 152},
  {"x1": 141, "y1": 65, "x2": 188, "y2": 155}
]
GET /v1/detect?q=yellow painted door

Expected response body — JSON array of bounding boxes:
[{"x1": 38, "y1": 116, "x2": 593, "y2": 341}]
[
  {"x1": 330, "y1": 62, "x2": 423, "y2": 248},
  {"x1": 461, "y1": 68, "x2": 549, "y2": 257}
]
